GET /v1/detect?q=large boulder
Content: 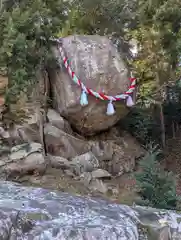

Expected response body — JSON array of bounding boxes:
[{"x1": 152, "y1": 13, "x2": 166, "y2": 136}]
[
  {"x1": 0, "y1": 181, "x2": 180, "y2": 239},
  {"x1": 49, "y1": 35, "x2": 131, "y2": 136}
]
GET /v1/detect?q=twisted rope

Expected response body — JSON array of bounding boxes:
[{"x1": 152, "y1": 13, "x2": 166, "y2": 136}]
[
  {"x1": 58, "y1": 45, "x2": 136, "y2": 101},
  {"x1": 49, "y1": 37, "x2": 137, "y2": 115}
]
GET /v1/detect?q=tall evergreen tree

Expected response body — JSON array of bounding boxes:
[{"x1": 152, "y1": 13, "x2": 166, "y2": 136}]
[{"x1": 135, "y1": 149, "x2": 178, "y2": 210}]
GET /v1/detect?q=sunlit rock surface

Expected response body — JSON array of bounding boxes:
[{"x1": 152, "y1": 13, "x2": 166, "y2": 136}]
[
  {"x1": 50, "y1": 35, "x2": 130, "y2": 136},
  {"x1": 0, "y1": 181, "x2": 180, "y2": 239}
]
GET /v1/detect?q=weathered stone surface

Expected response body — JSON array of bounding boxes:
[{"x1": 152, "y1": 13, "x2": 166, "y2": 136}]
[
  {"x1": 0, "y1": 142, "x2": 45, "y2": 177},
  {"x1": 146, "y1": 225, "x2": 170, "y2": 240},
  {"x1": 10, "y1": 142, "x2": 42, "y2": 160},
  {"x1": 7, "y1": 108, "x2": 74, "y2": 145},
  {"x1": 1, "y1": 123, "x2": 143, "y2": 177},
  {"x1": 80, "y1": 171, "x2": 109, "y2": 193},
  {"x1": 91, "y1": 168, "x2": 111, "y2": 179},
  {"x1": 0, "y1": 127, "x2": 10, "y2": 139},
  {"x1": 8, "y1": 111, "x2": 41, "y2": 144},
  {"x1": 47, "y1": 108, "x2": 73, "y2": 133},
  {"x1": 70, "y1": 152, "x2": 99, "y2": 175},
  {"x1": 90, "y1": 140, "x2": 140, "y2": 176},
  {"x1": 44, "y1": 123, "x2": 89, "y2": 158},
  {"x1": 1, "y1": 111, "x2": 143, "y2": 177},
  {"x1": 48, "y1": 154, "x2": 71, "y2": 169},
  {"x1": 50, "y1": 35, "x2": 130, "y2": 136},
  {"x1": 80, "y1": 172, "x2": 92, "y2": 186},
  {"x1": 88, "y1": 128, "x2": 144, "y2": 176},
  {"x1": 0, "y1": 181, "x2": 180, "y2": 239},
  {"x1": 89, "y1": 179, "x2": 108, "y2": 193}
]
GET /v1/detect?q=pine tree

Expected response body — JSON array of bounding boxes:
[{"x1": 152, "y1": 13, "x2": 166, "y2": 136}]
[{"x1": 135, "y1": 148, "x2": 178, "y2": 210}]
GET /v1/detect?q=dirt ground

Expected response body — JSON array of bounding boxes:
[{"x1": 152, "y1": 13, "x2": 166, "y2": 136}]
[{"x1": 14, "y1": 167, "x2": 138, "y2": 205}]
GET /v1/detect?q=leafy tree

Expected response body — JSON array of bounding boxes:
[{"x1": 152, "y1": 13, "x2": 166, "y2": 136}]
[
  {"x1": 58, "y1": 0, "x2": 137, "y2": 61},
  {"x1": 0, "y1": 0, "x2": 69, "y2": 113},
  {"x1": 131, "y1": 0, "x2": 181, "y2": 100},
  {"x1": 124, "y1": 0, "x2": 181, "y2": 148},
  {"x1": 0, "y1": 0, "x2": 137, "y2": 124}
]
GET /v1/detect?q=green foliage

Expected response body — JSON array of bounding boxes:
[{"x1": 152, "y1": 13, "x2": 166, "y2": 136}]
[
  {"x1": 0, "y1": 0, "x2": 68, "y2": 106},
  {"x1": 0, "y1": 0, "x2": 136, "y2": 120},
  {"x1": 131, "y1": 0, "x2": 181, "y2": 100},
  {"x1": 120, "y1": 107, "x2": 161, "y2": 146},
  {"x1": 135, "y1": 148, "x2": 178, "y2": 210},
  {"x1": 69, "y1": 0, "x2": 136, "y2": 35},
  {"x1": 163, "y1": 85, "x2": 181, "y2": 127},
  {"x1": 57, "y1": 0, "x2": 136, "y2": 60},
  {"x1": 1, "y1": 0, "x2": 181, "y2": 133}
]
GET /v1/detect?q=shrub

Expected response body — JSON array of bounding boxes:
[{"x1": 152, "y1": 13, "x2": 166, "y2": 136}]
[
  {"x1": 120, "y1": 107, "x2": 161, "y2": 147},
  {"x1": 135, "y1": 148, "x2": 178, "y2": 210}
]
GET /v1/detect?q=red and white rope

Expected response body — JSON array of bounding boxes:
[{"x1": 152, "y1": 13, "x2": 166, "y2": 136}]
[{"x1": 58, "y1": 46, "x2": 136, "y2": 101}]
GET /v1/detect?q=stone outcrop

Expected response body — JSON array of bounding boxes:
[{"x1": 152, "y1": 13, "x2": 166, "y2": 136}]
[
  {"x1": 44, "y1": 123, "x2": 89, "y2": 158},
  {"x1": 0, "y1": 142, "x2": 46, "y2": 178},
  {"x1": 49, "y1": 35, "x2": 131, "y2": 136},
  {"x1": 0, "y1": 108, "x2": 143, "y2": 178},
  {"x1": 0, "y1": 181, "x2": 180, "y2": 239},
  {"x1": 70, "y1": 152, "x2": 99, "y2": 175}
]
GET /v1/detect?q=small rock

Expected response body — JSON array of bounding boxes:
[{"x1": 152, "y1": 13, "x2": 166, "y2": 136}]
[
  {"x1": 107, "y1": 187, "x2": 119, "y2": 196},
  {"x1": 48, "y1": 154, "x2": 70, "y2": 170},
  {"x1": 47, "y1": 109, "x2": 72, "y2": 133},
  {"x1": 89, "y1": 179, "x2": 108, "y2": 194},
  {"x1": 13, "y1": 111, "x2": 41, "y2": 143},
  {"x1": 29, "y1": 176, "x2": 42, "y2": 185},
  {"x1": 0, "y1": 145, "x2": 11, "y2": 156},
  {"x1": 91, "y1": 169, "x2": 111, "y2": 179},
  {"x1": 0, "y1": 127, "x2": 10, "y2": 139},
  {"x1": 64, "y1": 169, "x2": 75, "y2": 178},
  {"x1": 91, "y1": 141, "x2": 113, "y2": 162},
  {"x1": 24, "y1": 152, "x2": 45, "y2": 165},
  {"x1": 70, "y1": 152, "x2": 99, "y2": 175},
  {"x1": 10, "y1": 143, "x2": 42, "y2": 161},
  {"x1": 80, "y1": 172, "x2": 92, "y2": 186}
]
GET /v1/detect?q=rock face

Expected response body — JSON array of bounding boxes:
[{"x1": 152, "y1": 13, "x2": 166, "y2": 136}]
[
  {"x1": 47, "y1": 108, "x2": 73, "y2": 134},
  {"x1": 0, "y1": 109, "x2": 143, "y2": 177},
  {"x1": 70, "y1": 152, "x2": 99, "y2": 175},
  {"x1": 49, "y1": 35, "x2": 130, "y2": 136},
  {"x1": 0, "y1": 142, "x2": 45, "y2": 177},
  {"x1": 0, "y1": 181, "x2": 180, "y2": 239},
  {"x1": 44, "y1": 123, "x2": 89, "y2": 158},
  {"x1": 89, "y1": 128, "x2": 143, "y2": 175}
]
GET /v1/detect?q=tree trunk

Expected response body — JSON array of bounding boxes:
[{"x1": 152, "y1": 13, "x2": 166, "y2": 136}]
[{"x1": 160, "y1": 103, "x2": 166, "y2": 148}]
